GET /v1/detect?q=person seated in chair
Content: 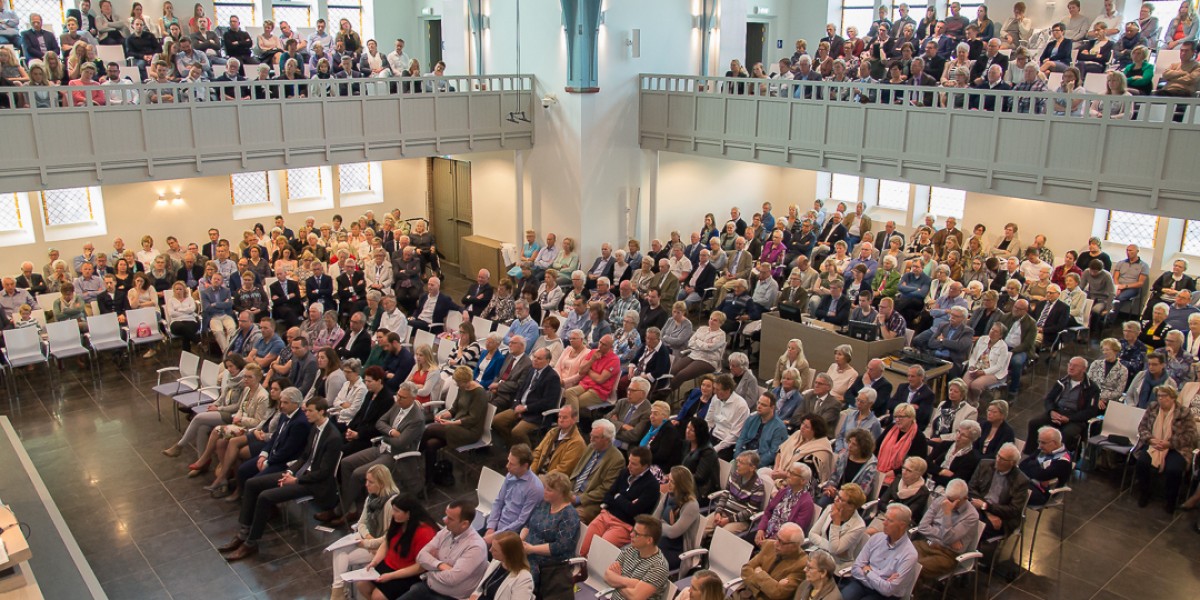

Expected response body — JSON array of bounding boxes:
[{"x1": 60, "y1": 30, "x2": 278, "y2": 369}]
[
  {"x1": 813, "y1": 278, "x2": 850, "y2": 327},
  {"x1": 1019, "y1": 426, "x2": 1073, "y2": 507},
  {"x1": 967, "y1": 443, "x2": 1030, "y2": 539},
  {"x1": 912, "y1": 478, "x2": 980, "y2": 585},
  {"x1": 492, "y1": 347, "x2": 562, "y2": 449},
  {"x1": 1023, "y1": 357, "x2": 1100, "y2": 453},
  {"x1": 408, "y1": 276, "x2": 461, "y2": 332},
  {"x1": 219, "y1": 397, "x2": 343, "y2": 561}
]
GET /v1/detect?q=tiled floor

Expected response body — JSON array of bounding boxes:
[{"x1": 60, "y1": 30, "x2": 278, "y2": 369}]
[{"x1": 3, "y1": 283, "x2": 1199, "y2": 599}]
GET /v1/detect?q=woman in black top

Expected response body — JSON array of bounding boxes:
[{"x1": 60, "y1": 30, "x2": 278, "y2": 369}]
[{"x1": 681, "y1": 418, "x2": 720, "y2": 505}]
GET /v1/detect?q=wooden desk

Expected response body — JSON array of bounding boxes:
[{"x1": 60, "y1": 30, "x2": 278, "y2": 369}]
[
  {"x1": 881, "y1": 356, "x2": 955, "y2": 397},
  {"x1": 0, "y1": 506, "x2": 37, "y2": 598},
  {"x1": 757, "y1": 313, "x2": 906, "y2": 382}
]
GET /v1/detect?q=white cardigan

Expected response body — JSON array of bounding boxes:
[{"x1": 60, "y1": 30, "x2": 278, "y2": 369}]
[
  {"x1": 967, "y1": 336, "x2": 1011, "y2": 380},
  {"x1": 470, "y1": 560, "x2": 534, "y2": 600}
]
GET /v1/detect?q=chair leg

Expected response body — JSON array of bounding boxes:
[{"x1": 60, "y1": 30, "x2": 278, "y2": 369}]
[{"x1": 1026, "y1": 511, "x2": 1043, "y2": 571}]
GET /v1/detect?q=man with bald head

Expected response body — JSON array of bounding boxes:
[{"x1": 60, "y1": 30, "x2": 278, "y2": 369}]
[
  {"x1": 1024, "y1": 357, "x2": 1100, "y2": 453},
  {"x1": 489, "y1": 336, "x2": 531, "y2": 410},
  {"x1": 460, "y1": 268, "x2": 493, "y2": 315},
  {"x1": 408, "y1": 276, "x2": 461, "y2": 332},
  {"x1": 740, "y1": 521, "x2": 808, "y2": 598},
  {"x1": 15, "y1": 262, "x2": 47, "y2": 295},
  {"x1": 0, "y1": 277, "x2": 38, "y2": 316},
  {"x1": 969, "y1": 63, "x2": 1013, "y2": 111}
]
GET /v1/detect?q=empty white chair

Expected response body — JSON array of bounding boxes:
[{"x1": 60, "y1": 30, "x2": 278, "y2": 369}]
[
  {"x1": 169, "y1": 360, "x2": 222, "y2": 429},
  {"x1": 151, "y1": 351, "x2": 203, "y2": 421},
  {"x1": 444, "y1": 310, "x2": 464, "y2": 334},
  {"x1": 412, "y1": 328, "x2": 437, "y2": 351},
  {"x1": 472, "y1": 466, "x2": 506, "y2": 529},
  {"x1": 677, "y1": 528, "x2": 754, "y2": 593},
  {"x1": 45, "y1": 321, "x2": 93, "y2": 372},
  {"x1": 85, "y1": 312, "x2": 128, "y2": 357},
  {"x1": 494, "y1": 324, "x2": 510, "y2": 340},
  {"x1": 125, "y1": 307, "x2": 165, "y2": 356},
  {"x1": 472, "y1": 316, "x2": 494, "y2": 334},
  {"x1": 2, "y1": 328, "x2": 48, "y2": 391}
]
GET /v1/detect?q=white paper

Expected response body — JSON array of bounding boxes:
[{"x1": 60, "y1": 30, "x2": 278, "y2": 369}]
[
  {"x1": 325, "y1": 533, "x2": 360, "y2": 552},
  {"x1": 340, "y1": 567, "x2": 381, "y2": 582}
]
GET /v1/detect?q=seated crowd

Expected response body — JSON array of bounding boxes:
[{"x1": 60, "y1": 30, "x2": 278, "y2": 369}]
[
  {"x1": 0, "y1": 1, "x2": 450, "y2": 108},
  {"x1": 5, "y1": 181, "x2": 1200, "y2": 599},
  {"x1": 720, "y1": 1, "x2": 1199, "y2": 117}
]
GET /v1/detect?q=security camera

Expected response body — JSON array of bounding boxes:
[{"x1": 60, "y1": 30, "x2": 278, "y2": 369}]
[{"x1": 541, "y1": 94, "x2": 558, "y2": 109}]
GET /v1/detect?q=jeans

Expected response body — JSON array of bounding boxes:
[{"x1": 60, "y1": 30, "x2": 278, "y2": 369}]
[
  {"x1": 1006, "y1": 351, "x2": 1028, "y2": 394},
  {"x1": 840, "y1": 578, "x2": 898, "y2": 600}
]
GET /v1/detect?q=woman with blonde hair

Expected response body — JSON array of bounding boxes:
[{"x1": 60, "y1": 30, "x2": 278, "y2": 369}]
[
  {"x1": 330, "y1": 464, "x2": 400, "y2": 598},
  {"x1": 404, "y1": 344, "x2": 441, "y2": 405},
  {"x1": 657, "y1": 466, "x2": 701, "y2": 569},
  {"x1": 421, "y1": 366, "x2": 488, "y2": 477},
  {"x1": 678, "y1": 569, "x2": 724, "y2": 600},
  {"x1": 165, "y1": 280, "x2": 200, "y2": 351},
  {"x1": 1089, "y1": 70, "x2": 1132, "y2": 119},
  {"x1": 0, "y1": 46, "x2": 28, "y2": 83}
]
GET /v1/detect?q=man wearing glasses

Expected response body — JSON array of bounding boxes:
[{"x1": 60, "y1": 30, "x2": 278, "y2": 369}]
[
  {"x1": 739, "y1": 522, "x2": 807, "y2": 598},
  {"x1": 966, "y1": 443, "x2": 1030, "y2": 538},
  {"x1": 602, "y1": 515, "x2": 670, "y2": 600},
  {"x1": 841, "y1": 503, "x2": 919, "y2": 600}
]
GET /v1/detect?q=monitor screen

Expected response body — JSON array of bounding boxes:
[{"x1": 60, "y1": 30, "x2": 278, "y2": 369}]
[{"x1": 847, "y1": 320, "x2": 881, "y2": 342}]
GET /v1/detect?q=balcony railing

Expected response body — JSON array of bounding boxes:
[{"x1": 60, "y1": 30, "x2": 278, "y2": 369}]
[
  {"x1": 0, "y1": 74, "x2": 536, "y2": 193},
  {"x1": 639, "y1": 74, "x2": 1200, "y2": 220}
]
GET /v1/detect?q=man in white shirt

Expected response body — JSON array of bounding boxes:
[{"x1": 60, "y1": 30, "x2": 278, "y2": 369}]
[
  {"x1": 706, "y1": 374, "x2": 750, "y2": 460},
  {"x1": 386, "y1": 37, "x2": 413, "y2": 76},
  {"x1": 377, "y1": 295, "x2": 409, "y2": 342},
  {"x1": 100, "y1": 61, "x2": 139, "y2": 104}
]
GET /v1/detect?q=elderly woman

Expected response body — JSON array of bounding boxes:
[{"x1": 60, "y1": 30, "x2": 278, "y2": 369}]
[
  {"x1": 668, "y1": 312, "x2": 728, "y2": 391},
  {"x1": 657, "y1": 466, "x2": 702, "y2": 569},
  {"x1": 704, "y1": 450, "x2": 766, "y2": 537},
  {"x1": 876, "y1": 403, "x2": 928, "y2": 487},
  {"x1": 930, "y1": 420, "x2": 983, "y2": 488},
  {"x1": 794, "y1": 549, "x2": 842, "y2": 600},
  {"x1": 1088, "y1": 338, "x2": 1130, "y2": 411},
  {"x1": 771, "y1": 414, "x2": 834, "y2": 495},
  {"x1": 962, "y1": 322, "x2": 1011, "y2": 402},
  {"x1": 754, "y1": 462, "x2": 815, "y2": 547},
  {"x1": 1118, "y1": 320, "x2": 1149, "y2": 377},
  {"x1": 771, "y1": 368, "x2": 805, "y2": 424},
  {"x1": 1164, "y1": 329, "x2": 1196, "y2": 384},
  {"x1": 825, "y1": 344, "x2": 859, "y2": 402},
  {"x1": 835, "y1": 389, "x2": 883, "y2": 453},
  {"x1": 533, "y1": 269, "x2": 564, "y2": 316},
  {"x1": 631, "y1": 400, "x2": 679, "y2": 472},
  {"x1": 926, "y1": 379, "x2": 979, "y2": 445},
  {"x1": 975, "y1": 399, "x2": 1016, "y2": 460},
  {"x1": 1140, "y1": 302, "x2": 1174, "y2": 350},
  {"x1": 1134, "y1": 386, "x2": 1197, "y2": 511},
  {"x1": 613, "y1": 309, "x2": 642, "y2": 364},
  {"x1": 519, "y1": 471, "x2": 580, "y2": 593},
  {"x1": 314, "y1": 310, "x2": 345, "y2": 351},
  {"x1": 867, "y1": 456, "x2": 930, "y2": 534},
  {"x1": 300, "y1": 302, "x2": 324, "y2": 341},
  {"x1": 581, "y1": 301, "x2": 613, "y2": 348},
  {"x1": 421, "y1": 366, "x2": 488, "y2": 476},
  {"x1": 329, "y1": 464, "x2": 400, "y2": 597},
  {"x1": 552, "y1": 328, "x2": 589, "y2": 388},
  {"x1": 481, "y1": 278, "x2": 516, "y2": 324},
  {"x1": 817, "y1": 428, "x2": 878, "y2": 510},
  {"x1": 628, "y1": 256, "x2": 656, "y2": 296},
  {"x1": 661, "y1": 301, "x2": 694, "y2": 353}
]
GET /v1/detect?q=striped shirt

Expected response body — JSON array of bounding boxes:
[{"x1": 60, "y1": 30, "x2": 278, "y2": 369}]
[{"x1": 613, "y1": 545, "x2": 670, "y2": 600}]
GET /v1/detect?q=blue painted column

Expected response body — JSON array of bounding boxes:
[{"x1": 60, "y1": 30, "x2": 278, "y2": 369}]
[{"x1": 560, "y1": 0, "x2": 603, "y2": 93}]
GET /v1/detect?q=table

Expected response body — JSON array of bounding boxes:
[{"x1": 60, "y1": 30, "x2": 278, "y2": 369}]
[
  {"x1": 881, "y1": 354, "x2": 955, "y2": 397},
  {"x1": 757, "y1": 313, "x2": 906, "y2": 382}
]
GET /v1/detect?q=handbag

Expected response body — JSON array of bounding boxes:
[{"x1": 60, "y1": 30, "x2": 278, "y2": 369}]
[
  {"x1": 431, "y1": 458, "x2": 455, "y2": 487},
  {"x1": 536, "y1": 561, "x2": 575, "y2": 599},
  {"x1": 136, "y1": 322, "x2": 152, "y2": 338}
]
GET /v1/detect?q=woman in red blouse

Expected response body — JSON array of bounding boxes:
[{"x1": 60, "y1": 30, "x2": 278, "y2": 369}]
[{"x1": 357, "y1": 495, "x2": 440, "y2": 600}]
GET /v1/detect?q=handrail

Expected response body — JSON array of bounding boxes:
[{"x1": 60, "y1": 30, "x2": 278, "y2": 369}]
[
  {"x1": 0, "y1": 74, "x2": 535, "y2": 110},
  {"x1": 638, "y1": 73, "x2": 1200, "y2": 124}
]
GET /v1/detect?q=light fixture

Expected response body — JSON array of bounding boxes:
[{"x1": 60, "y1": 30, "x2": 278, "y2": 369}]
[
  {"x1": 155, "y1": 194, "x2": 168, "y2": 207},
  {"x1": 482, "y1": 15, "x2": 490, "y2": 30},
  {"x1": 599, "y1": 10, "x2": 606, "y2": 26},
  {"x1": 171, "y1": 196, "x2": 184, "y2": 206},
  {"x1": 421, "y1": 7, "x2": 435, "y2": 16},
  {"x1": 753, "y1": 6, "x2": 769, "y2": 15}
]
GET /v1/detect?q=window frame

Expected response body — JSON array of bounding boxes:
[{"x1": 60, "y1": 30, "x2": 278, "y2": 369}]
[
  {"x1": 840, "y1": 0, "x2": 877, "y2": 39},
  {"x1": 11, "y1": 1, "x2": 67, "y2": 40},
  {"x1": 39, "y1": 186, "x2": 106, "y2": 242},
  {"x1": 1104, "y1": 209, "x2": 1160, "y2": 249}
]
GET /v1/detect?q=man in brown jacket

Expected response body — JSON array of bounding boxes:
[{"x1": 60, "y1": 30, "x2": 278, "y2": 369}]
[
  {"x1": 568, "y1": 419, "x2": 625, "y2": 523},
  {"x1": 738, "y1": 522, "x2": 807, "y2": 599},
  {"x1": 530, "y1": 405, "x2": 586, "y2": 477}
]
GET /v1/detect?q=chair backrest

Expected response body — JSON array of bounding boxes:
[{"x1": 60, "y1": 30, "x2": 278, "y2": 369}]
[
  {"x1": 126, "y1": 307, "x2": 161, "y2": 335},
  {"x1": 760, "y1": 472, "x2": 777, "y2": 510},
  {"x1": 96, "y1": 44, "x2": 124, "y2": 66},
  {"x1": 36, "y1": 292, "x2": 61, "y2": 313},
  {"x1": 904, "y1": 328, "x2": 914, "y2": 345},
  {"x1": 1014, "y1": 438, "x2": 1025, "y2": 454},
  {"x1": 179, "y1": 350, "x2": 202, "y2": 380},
  {"x1": 718, "y1": 458, "x2": 732, "y2": 489},
  {"x1": 86, "y1": 312, "x2": 122, "y2": 344},
  {"x1": 1081, "y1": 299, "x2": 1095, "y2": 328},
  {"x1": 45, "y1": 320, "x2": 85, "y2": 352},
  {"x1": 709, "y1": 527, "x2": 755, "y2": 582},
  {"x1": 899, "y1": 563, "x2": 923, "y2": 600},
  {"x1": 442, "y1": 379, "x2": 460, "y2": 411},
  {"x1": 584, "y1": 537, "x2": 622, "y2": 592},
  {"x1": 494, "y1": 324, "x2": 510, "y2": 341},
  {"x1": 472, "y1": 316, "x2": 494, "y2": 334},
  {"x1": 2, "y1": 327, "x2": 44, "y2": 359},
  {"x1": 444, "y1": 310, "x2": 464, "y2": 334},
  {"x1": 1101, "y1": 401, "x2": 1145, "y2": 440},
  {"x1": 413, "y1": 328, "x2": 437, "y2": 351},
  {"x1": 1155, "y1": 48, "x2": 1181, "y2": 73},
  {"x1": 1083, "y1": 74, "x2": 1107, "y2": 94},
  {"x1": 436, "y1": 339, "x2": 455, "y2": 364},
  {"x1": 32, "y1": 309, "x2": 48, "y2": 328},
  {"x1": 477, "y1": 466, "x2": 505, "y2": 509},
  {"x1": 199, "y1": 360, "x2": 221, "y2": 389},
  {"x1": 1047, "y1": 71, "x2": 1063, "y2": 90},
  {"x1": 477, "y1": 403, "x2": 497, "y2": 445}
]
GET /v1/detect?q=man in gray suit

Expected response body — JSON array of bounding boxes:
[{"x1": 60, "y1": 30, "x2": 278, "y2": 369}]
[
  {"x1": 489, "y1": 336, "x2": 532, "y2": 410},
  {"x1": 796, "y1": 373, "x2": 842, "y2": 436},
  {"x1": 326, "y1": 381, "x2": 425, "y2": 524},
  {"x1": 606, "y1": 377, "x2": 653, "y2": 449}
]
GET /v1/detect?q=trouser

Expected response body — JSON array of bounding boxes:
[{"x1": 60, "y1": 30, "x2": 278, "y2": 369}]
[
  {"x1": 397, "y1": 582, "x2": 457, "y2": 600},
  {"x1": 330, "y1": 546, "x2": 373, "y2": 589},
  {"x1": 178, "y1": 410, "x2": 230, "y2": 454},
  {"x1": 915, "y1": 540, "x2": 958, "y2": 582},
  {"x1": 840, "y1": 578, "x2": 899, "y2": 600},
  {"x1": 579, "y1": 510, "x2": 634, "y2": 557},
  {"x1": 963, "y1": 372, "x2": 1000, "y2": 402},
  {"x1": 702, "y1": 512, "x2": 750, "y2": 538},
  {"x1": 1006, "y1": 352, "x2": 1028, "y2": 394},
  {"x1": 209, "y1": 314, "x2": 237, "y2": 354},
  {"x1": 1024, "y1": 413, "x2": 1085, "y2": 455},
  {"x1": 0, "y1": 32, "x2": 18, "y2": 46},
  {"x1": 1136, "y1": 448, "x2": 1186, "y2": 506},
  {"x1": 339, "y1": 448, "x2": 395, "y2": 514},
  {"x1": 170, "y1": 319, "x2": 201, "y2": 351},
  {"x1": 492, "y1": 409, "x2": 540, "y2": 448},
  {"x1": 668, "y1": 356, "x2": 716, "y2": 392},
  {"x1": 239, "y1": 473, "x2": 318, "y2": 543},
  {"x1": 236, "y1": 458, "x2": 286, "y2": 491},
  {"x1": 563, "y1": 385, "x2": 604, "y2": 413}
]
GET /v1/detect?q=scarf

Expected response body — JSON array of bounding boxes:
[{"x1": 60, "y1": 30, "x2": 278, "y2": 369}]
[
  {"x1": 877, "y1": 424, "x2": 917, "y2": 485},
  {"x1": 363, "y1": 494, "x2": 388, "y2": 537},
  {"x1": 941, "y1": 441, "x2": 973, "y2": 471},
  {"x1": 1149, "y1": 406, "x2": 1175, "y2": 470},
  {"x1": 894, "y1": 476, "x2": 926, "y2": 500}
]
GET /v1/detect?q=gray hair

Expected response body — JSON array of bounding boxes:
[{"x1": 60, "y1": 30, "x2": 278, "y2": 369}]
[
  {"x1": 998, "y1": 442, "x2": 1021, "y2": 461},
  {"x1": 814, "y1": 372, "x2": 834, "y2": 386},
  {"x1": 397, "y1": 381, "x2": 419, "y2": 396},
  {"x1": 945, "y1": 479, "x2": 969, "y2": 501},
  {"x1": 886, "y1": 502, "x2": 914, "y2": 525},
  {"x1": 856, "y1": 387, "x2": 878, "y2": 404},
  {"x1": 737, "y1": 450, "x2": 761, "y2": 468},
  {"x1": 777, "y1": 522, "x2": 804, "y2": 542},
  {"x1": 592, "y1": 419, "x2": 616, "y2": 440},
  {"x1": 624, "y1": 309, "x2": 640, "y2": 322},
  {"x1": 949, "y1": 306, "x2": 968, "y2": 318},
  {"x1": 486, "y1": 332, "x2": 505, "y2": 344},
  {"x1": 279, "y1": 387, "x2": 303, "y2": 405},
  {"x1": 1038, "y1": 426, "x2": 1063, "y2": 445},
  {"x1": 342, "y1": 358, "x2": 362, "y2": 372},
  {"x1": 728, "y1": 352, "x2": 749, "y2": 369},
  {"x1": 789, "y1": 462, "x2": 812, "y2": 483},
  {"x1": 629, "y1": 376, "x2": 652, "y2": 392},
  {"x1": 958, "y1": 419, "x2": 982, "y2": 441},
  {"x1": 807, "y1": 549, "x2": 837, "y2": 575}
]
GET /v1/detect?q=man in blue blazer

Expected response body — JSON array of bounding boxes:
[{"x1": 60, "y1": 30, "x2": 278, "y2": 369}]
[
  {"x1": 20, "y1": 13, "x2": 60, "y2": 61},
  {"x1": 408, "y1": 276, "x2": 462, "y2": 332},
  {"x1": 232, "y1": 388, "x2": 311, "y2": 494},
  {"x1": 492, "y1": 348, "x2": 563, "y2": 448},
  {"x1": 304, "y1": 262, "x2": 337, "y2": 313}
]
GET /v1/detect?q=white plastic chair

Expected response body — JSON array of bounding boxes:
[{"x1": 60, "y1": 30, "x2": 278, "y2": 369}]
[
  {"x1": 494, "y1": 324, "x2": 510, "y2": 340},
  {"x1": 457, "y1": 403, "x2": 497, "y2": 455},
  {"x1": 472, "y1": 466, "x2": 506, "y2": 529},
  {"x1": 2, "y1": 328, "x2": 48, "y2": 395},
  {"x1": 717, "y1": 458, "x2": 732, "y2": 490},
  {"x1": 1085, "y1": 401, "x2": 1146, "y2": 490},
  {"x1": 125, "y1": 307, "x2": 166, "y2": 356},
  {"x1": 436, "y1": 339, "x2": 455, "y2": 364},
  {"x1": 85, "y1": 312, "x2": 128, "y2": 357},
  {"x1": 45, "y1": 321, "x2": 94, "y2": 374},
  {"x1": 412, "y1": 328, "x2": 437, "y2": 351},
  {"x1": 567, "y1": 537, "x2": 621, "y2": 599},
  {"x1": 444, "y1": 310, "x2": 464, "y2": 334},
  {"x1": 472, "y1": 316, "x2": 494, "y2": 334},
  {"x1": 677, "y1": 527, "x2": 754, "y2": 594},
  {"x1": 169, "y1": 360, "x2": 222, "y2": 430},
  {"x1": 151, "y1": 350, "x2": 203, "y2": 421}
]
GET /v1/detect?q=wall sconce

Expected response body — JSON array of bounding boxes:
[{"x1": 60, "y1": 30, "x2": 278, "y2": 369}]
[
  {"x1": 482, "y1": 15, "x2": 491, "y2": 30},
  {"x1": 171, "y1": 196, "x2": 184, "y2": 206}
]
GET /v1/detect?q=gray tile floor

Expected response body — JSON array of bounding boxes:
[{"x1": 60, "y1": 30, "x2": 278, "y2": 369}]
[{"x1": 4, "y1": 280, "x2": 1199, "y2": 599}]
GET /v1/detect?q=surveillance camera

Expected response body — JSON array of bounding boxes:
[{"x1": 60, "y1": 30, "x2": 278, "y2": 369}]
[{"x1": 541, "y1": 94, "x2": 558, "y2": 109}]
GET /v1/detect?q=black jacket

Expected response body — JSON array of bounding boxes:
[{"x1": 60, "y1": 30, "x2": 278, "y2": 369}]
[
  {"x1": 647, "y1": 422, "x2": 684, "y2": 471},
  {"x1": 288, "y1": 421, "x2": 345, "y2": 508},
  {"x1": 335, "y1": 328, "x2": 372, "y2": 363},
  {"x1": 461, "y1": 282, "x2": 494, "y2": 315},
  {"x1": 263, "y1": 409, "x2": 311, "y2": 468},
  {"x1": 968, "y1": 459, "x2": 1031, "y2": 534},
  {"x1": 411, "y1": 293, "x2": 461, "y2": 328},
  {"x1": 603, "y1": 469, "x2": 661, "y2": 525},
  {"x1": 880, "y1": 384, "x2": 937, "y2": 431},
  {"x1": 845, "y1": 375, "x2": 894, "y2": 411},
  {"x1": 511, "y1": 365, "x2": 563, "y2": 423},
  {"x1": 305, "y1": 274, "x2": 337, "y2": 312},
  {"x1": 969, "y1": 52, "x2": 1009, "y2": 83},
  {"x1": 16, "y1": 273, "x2": 48, "y2": 295},
  {"x1": 814, "y1": 293, "x2": 850, "y2": 327}
]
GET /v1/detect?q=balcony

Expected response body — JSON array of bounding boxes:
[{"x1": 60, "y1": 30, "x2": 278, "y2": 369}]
[
  {"x1": 0, "y1": 75, "x2": 535, "y2": 193},
  {"x1": 638, "y1": 74, "x2": 1200, "y2": 221}
]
